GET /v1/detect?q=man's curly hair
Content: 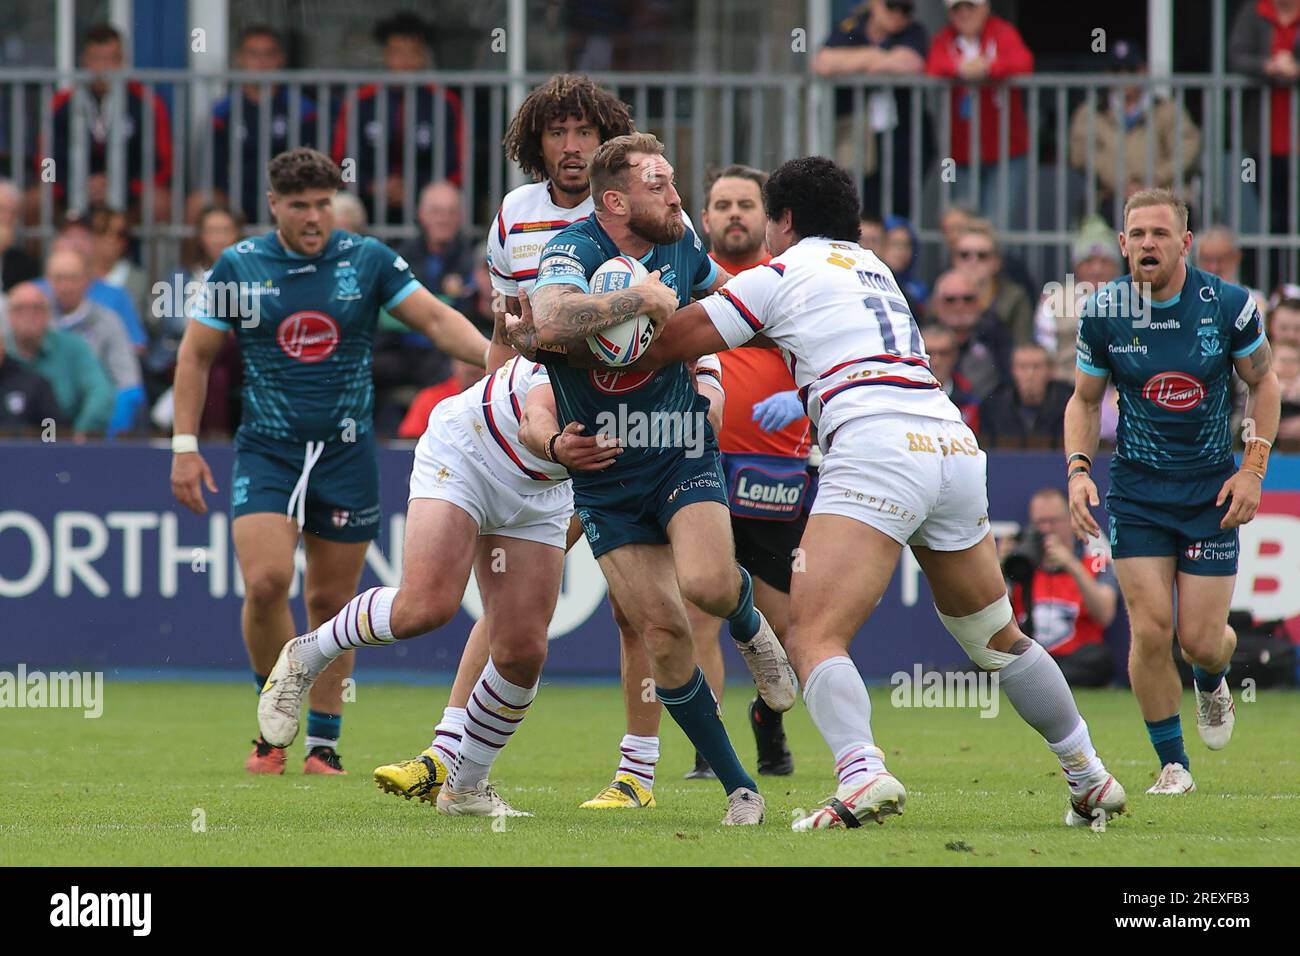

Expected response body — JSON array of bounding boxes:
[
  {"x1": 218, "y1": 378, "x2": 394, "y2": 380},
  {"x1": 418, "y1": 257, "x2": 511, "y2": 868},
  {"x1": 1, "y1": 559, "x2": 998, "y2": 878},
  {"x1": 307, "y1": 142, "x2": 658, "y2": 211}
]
[
  {"x1": 763, "y1": 157, "x2": 861, "y2": 242},
  {"x1": 504, "y1": 74, "x2": 635, "y2": 181}
]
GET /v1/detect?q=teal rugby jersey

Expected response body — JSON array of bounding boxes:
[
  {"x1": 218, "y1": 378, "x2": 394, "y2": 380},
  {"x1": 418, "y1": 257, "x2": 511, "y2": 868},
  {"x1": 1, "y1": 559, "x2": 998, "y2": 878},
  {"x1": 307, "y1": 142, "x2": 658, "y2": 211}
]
[
  {"x1": 193, "y1": 229, "x2": 421, "y2": 442},
  {"x1": 533, "y1": 213, "x2": 718, "y2": 482},
  {"x1": 1076, "y1": 265, "x2": 1266, "y2": 472}
]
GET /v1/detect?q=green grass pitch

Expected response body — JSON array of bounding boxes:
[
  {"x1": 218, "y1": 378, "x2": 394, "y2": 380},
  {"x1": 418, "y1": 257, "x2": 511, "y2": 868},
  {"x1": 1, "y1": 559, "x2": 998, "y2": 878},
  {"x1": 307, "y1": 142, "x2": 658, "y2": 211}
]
[{"x1": 2, "y1": 681, "x2": 1297, "y2": 866}]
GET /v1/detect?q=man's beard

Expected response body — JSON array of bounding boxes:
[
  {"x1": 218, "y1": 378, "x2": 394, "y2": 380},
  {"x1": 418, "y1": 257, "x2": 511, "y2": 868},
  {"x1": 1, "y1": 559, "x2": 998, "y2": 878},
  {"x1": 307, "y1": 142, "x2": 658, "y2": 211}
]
[
  {"x1": 552, "y1": 175, "x2": 589, "y2": 196},
  {"x1": 629, "y1": 205, "x2": 684, "y2": 245},
  {"x1": 713, "y1": 225, "x2": 763, "y2": 259}
]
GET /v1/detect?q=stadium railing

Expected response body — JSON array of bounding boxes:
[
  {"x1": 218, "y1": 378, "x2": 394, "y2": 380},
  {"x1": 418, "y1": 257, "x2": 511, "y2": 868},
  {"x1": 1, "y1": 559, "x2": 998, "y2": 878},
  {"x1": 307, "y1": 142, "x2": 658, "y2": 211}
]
[{"x1": 1, "y1": 69, "x2": 1296, "y2": 290}]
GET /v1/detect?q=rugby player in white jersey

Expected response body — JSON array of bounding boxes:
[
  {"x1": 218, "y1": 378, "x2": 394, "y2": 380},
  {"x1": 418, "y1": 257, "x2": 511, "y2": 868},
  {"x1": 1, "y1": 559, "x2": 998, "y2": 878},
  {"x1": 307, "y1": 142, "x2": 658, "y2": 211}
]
[{"x1": 524, "y1": 156, "x2": 1129, "y2": 830}]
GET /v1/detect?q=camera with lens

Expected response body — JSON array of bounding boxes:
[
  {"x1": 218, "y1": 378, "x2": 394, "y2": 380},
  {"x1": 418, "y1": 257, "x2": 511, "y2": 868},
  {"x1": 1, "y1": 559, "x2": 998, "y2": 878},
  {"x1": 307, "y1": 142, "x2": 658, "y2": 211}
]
[{"x1": 1001, "y1": 526, "x2": 1044, "y2": 584}]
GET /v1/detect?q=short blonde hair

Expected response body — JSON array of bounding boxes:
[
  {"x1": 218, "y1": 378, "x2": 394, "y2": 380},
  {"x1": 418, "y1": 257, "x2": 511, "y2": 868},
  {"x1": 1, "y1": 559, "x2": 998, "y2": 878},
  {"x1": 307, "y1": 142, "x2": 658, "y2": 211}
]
[
  {"x1": 1123, "y1": 188, "x2": 1189, "y2": 233},
  {"x1": 590, "y1": 132, "x2": 664, "y2": 210}
]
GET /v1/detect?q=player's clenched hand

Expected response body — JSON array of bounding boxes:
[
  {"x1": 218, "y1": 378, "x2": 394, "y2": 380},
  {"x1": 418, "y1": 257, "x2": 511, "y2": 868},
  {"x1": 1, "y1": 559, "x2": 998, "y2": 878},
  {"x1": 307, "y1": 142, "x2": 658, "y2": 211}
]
[
  {"x1": 638, "y1": 269, "x2": 679, "y2": 324},
  {"x1": 554, "y1": 422, "x2": 622, "y2": 472},
  {"x1": 1068, "y1": 472, "x2": 1102, "y2": 542},
  {"x1": 1217, "y1": 471, "x2": 1262, "y2": 530},
  {"x1": 503, "y1": 288, "x2": 539, "y2": 357},
  {"x1": 171, "y1": 451, "x2": 218, "y2": 514}
]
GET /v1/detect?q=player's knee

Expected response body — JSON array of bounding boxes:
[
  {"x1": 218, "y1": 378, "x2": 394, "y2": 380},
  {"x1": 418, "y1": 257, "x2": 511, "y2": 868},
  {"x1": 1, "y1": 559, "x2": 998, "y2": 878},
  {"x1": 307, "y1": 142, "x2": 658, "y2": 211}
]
[
  {"x1": 490, "y1": 631, "x2": 547, "y2": 678},
  {"x1": 1176, "y1": 625, "x2": 1227, "y2": 665},
  {"x1": 640, "y1": 621, "x2": 690, "y2": 667},
  {"x1": 243, "y1": 567, "x2": 292, "y2": 608},
  {"x1": 304, "y1": 589, "x2": 350, "y2": 627},
  {"x1": 1129, "y1": 614, "x2": 1175, "y2": 656},
  {"x1": 937, "y1": 595, "x2": 1019, "y2": 670},
  {"x1": 676, "y1": 565, "x2": 734, "y2": 617}
]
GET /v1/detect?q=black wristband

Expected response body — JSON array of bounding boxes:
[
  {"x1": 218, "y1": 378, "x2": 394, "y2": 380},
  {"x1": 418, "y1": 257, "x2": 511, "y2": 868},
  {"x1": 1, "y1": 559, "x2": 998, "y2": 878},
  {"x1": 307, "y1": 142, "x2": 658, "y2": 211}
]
[
  {"x1": 1068, "y1": 465, "x2": 1091, "y2": 482},
  {"x1": 1067, "y1": 452, "x2": 1093, "y2": 469},
  {"x1": 545, "y1": 432, "x2": 562, "y2": 463}
]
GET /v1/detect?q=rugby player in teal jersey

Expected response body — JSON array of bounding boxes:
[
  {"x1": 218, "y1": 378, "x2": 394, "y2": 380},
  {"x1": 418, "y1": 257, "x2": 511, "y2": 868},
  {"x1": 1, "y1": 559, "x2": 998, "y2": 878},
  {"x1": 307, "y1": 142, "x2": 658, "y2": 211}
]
[
  {"x1": 1065, "y1": 189, "x2": 1282, "y2": 796},
  {"x1": 170, "y1": 148, "x2": 494, "y2": 775},
  {"x1": 507, "y1": 133, "x2": 798, "y2": 824}
]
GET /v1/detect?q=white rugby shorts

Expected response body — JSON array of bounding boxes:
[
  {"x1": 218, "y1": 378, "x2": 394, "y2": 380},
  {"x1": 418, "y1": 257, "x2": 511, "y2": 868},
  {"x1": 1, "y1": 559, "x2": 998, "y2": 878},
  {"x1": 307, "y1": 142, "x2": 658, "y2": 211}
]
[{"x1": 813, "y1": 413, "x2": 990, "y2": 551}]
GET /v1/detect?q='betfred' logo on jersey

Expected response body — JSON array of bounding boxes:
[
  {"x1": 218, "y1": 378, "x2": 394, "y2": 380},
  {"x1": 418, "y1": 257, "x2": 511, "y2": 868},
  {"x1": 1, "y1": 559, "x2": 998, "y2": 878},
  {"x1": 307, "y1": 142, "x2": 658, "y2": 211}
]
[
  {"x1": 1142, "y1": 371, "x2": 1205, "y2": 411},
  {"x1": 277, "y1": 311, "x2": 340, "y2": 363},
  {"x1": 590, "y1": 368, "x2": 655, "y2": 394}
]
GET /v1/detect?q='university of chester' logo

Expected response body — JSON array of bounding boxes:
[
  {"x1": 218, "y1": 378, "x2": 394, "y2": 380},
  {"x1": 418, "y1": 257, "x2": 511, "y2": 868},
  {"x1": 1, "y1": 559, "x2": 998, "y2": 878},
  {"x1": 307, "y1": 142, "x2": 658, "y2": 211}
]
[
  {"x1": 590, "y1": 368, "x2": 655, "y2": 394},
  {"x1": 1142, "y1": 371, "x2": 1206, "y2": 411},
  {"x1": 277, "y1": 311, "x2": 340, "y2": 362}
]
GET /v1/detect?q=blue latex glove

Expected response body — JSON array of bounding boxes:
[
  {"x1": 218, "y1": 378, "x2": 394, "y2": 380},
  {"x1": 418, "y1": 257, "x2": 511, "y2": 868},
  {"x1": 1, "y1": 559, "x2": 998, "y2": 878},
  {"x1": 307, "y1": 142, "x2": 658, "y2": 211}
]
[{"x1": 751, "y1": 390, "x2": 803, "y2": 432}]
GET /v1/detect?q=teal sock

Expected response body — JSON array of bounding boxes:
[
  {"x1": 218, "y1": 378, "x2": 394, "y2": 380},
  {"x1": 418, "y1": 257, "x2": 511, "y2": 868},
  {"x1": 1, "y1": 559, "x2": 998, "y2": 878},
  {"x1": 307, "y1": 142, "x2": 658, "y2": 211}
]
[
  {"x1": 725, "y1": 566, "x2": 761, "y2": 643},
  {"x1": 658, "y1": 668, "x2": 757, "y2": 795},
  {"x1": 306, "y1": 710, "x2": 342, "y2": 751},
  {"x1": 253, "y1": 672, "x2": 267, "y2": 694},
  {"x1": 1191, "y1": 664, "x2": 1227, "y2": 693},
  {"x1": 1145, "y1": 714, "x2": 1189, "y2": 770}
]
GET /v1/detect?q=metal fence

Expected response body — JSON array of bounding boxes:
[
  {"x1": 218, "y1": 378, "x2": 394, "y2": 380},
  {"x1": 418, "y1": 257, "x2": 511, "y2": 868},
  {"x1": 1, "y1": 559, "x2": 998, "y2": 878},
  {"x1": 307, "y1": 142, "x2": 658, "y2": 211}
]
[{"x1": 2, "y1": 68, "x2": 1298, "y2": 292}]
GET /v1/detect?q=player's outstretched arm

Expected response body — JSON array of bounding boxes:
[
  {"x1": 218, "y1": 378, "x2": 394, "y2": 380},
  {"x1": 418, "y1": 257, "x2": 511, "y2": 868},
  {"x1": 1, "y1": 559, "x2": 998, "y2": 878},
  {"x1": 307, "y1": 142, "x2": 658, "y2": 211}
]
[
  {"x1": 1219, "y1": 341, "x2": 1282, "y2": 529},
  {"x1": 390, "y1": 286, "x2": 492, "y2": 368},
  {"x1": 527, "y1": 270, "x2": 679, "y2": 348},
  {"x1": 1063, "y1": 367, "x2": 1108, "y2": 542},
  {"x1": 170, "y1": 319, "x2": 227, "y2": 515},
  {"x1": 518, "y1": 384, "x2": 621, "y2": 472},
  {"x1": 633, "y1": 302, "x2": 730, "y2": 371}
]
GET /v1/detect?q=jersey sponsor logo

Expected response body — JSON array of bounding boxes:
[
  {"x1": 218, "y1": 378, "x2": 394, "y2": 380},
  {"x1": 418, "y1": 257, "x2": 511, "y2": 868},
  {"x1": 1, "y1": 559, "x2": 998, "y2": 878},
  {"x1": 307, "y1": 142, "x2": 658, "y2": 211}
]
[
  {"x1": 392, "y1": 255, "x2": 409, "y2": 271},
  {"x1": 286, "y1": 263, "x2": 317, "y2": 275},
  {"x1": 589, "y1": 368, "x2": 655, "y2": 394},
  {"x1": 1235, "y1": 301, "x2": 1258, "y2": 331},
  {"x1": 235, "y1": 239, "x2": 255, "y2": 254},
  {"x1": 1197, "y1": 326, "x2": 1223, "y2": 357},
  {"x1": 1199, "y1": 286, "x2": 1218, "y2": 302},
  {"x1": 1184, "y1": 538, "x2": 1237, "y2": 563},
  {"x1": 1147, "y1": 318, "x2": 1181, "y2": 330},
  {"x1": 1142, "y1": 371, "x2": 1206, "y2": 411},
  {"x1": 277, "y1": 310, "x2": 340, "y2": 363},
  {"x1": 1109, "y1": 339, "x2": 1148, "y2": 355}
]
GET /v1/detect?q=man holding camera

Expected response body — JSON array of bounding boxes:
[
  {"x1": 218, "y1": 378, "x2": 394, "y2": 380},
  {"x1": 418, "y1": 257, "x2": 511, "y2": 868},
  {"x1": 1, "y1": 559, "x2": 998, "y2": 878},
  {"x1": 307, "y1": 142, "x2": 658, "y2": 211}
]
[{"x1": 1001, "y1": 488, "x2": 1117, "y2": 688}]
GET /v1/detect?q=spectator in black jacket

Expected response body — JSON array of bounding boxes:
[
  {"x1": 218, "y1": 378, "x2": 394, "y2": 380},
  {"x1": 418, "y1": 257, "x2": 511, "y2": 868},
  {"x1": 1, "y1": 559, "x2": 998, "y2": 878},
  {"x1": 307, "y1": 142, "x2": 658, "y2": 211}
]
[
  {"x1": 0, "y1": 180, "x2": 40, "y2": 291},
  {"x1": 0, "y1": 327, "x2": 62, "y2": 434},
  {"x1": 930, "y1": 268, "x2": 1009, "y2": 400},
  {"x1": 43, "y1": 24, "x2": 172, "y2": 220},
  {"x1": 210, "y1": 25, "x2": 318, "y2": 224},
  {"x1": 979, "y1": 342, "x2": 1072, "y2": 449},
  {"x1": 331, "y1": 12, "x2": 463, "y2": 224}
]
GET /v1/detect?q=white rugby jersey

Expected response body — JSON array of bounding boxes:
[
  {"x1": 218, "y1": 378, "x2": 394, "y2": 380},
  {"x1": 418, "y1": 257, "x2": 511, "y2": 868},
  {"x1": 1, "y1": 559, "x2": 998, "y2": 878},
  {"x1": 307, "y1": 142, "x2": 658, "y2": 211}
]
[
  {"x1": 487, "y1": 180, "x2": 699, "y2": 298},
  {"x1": 437, "y1": 355, "x2": 570, "y2": 494},
  {"x1": 487, "y1": 181, "x2": 593, "y2": 298},
  {"x1": 699, "y1": 237, "x2": 959, "y2": 448}
]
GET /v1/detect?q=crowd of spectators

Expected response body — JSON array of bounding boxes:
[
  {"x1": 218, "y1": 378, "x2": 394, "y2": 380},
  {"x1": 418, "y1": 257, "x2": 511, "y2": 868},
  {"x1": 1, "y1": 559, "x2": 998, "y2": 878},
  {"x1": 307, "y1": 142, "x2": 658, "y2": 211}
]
[{"x1": 2, "y1": 3, "x2": 1299, "y2": 451}]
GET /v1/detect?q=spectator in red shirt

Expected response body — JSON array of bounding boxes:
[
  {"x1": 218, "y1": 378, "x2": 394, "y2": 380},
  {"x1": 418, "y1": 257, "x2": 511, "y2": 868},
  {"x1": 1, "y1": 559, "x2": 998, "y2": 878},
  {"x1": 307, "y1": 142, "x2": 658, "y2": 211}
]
[
  {"x1": 925, "y1": 1, "x2": 1033, "y2": 229},
  {"x1": 1229, "y1": 0, "x2": 1300, "y2": 278},
  {"x1": 1003, "y1": 487, "x2": 1118, "y2": 688}
]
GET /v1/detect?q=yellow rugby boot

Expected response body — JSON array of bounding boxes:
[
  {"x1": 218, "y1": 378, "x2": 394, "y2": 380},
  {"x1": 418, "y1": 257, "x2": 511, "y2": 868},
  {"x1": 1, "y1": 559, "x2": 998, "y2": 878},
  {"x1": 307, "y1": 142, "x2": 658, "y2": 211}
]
[
  {"x1": 373, "y1": 748, "x2": 448, "y2": 804},
  {"x1": 579, "y1": 773, "x2": 656, "y2": 809}
]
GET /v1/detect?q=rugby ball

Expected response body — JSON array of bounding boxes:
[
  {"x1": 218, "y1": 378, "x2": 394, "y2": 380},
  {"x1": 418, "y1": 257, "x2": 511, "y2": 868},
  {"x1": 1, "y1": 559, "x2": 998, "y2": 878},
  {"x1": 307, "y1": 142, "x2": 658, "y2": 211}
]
[{"x1": 586, "y1": 255, "x2": 655, "y2": 367}]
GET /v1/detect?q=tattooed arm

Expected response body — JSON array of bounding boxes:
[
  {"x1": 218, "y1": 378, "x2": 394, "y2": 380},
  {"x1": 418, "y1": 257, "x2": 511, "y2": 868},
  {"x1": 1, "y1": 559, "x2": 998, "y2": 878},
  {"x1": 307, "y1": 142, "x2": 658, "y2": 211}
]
[
  {"x1": 525, "y1": 268, "x2": 680, "y2": 349},
  {"x1": 1218, "y1": 340, "x2": 1281, "y2": 529}
]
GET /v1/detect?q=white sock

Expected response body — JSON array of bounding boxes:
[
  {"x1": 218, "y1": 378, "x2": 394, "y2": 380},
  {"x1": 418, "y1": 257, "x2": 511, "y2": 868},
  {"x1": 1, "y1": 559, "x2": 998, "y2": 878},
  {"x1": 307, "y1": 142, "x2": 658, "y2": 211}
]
[
  {"x1": 431, "y1": 706, "x2": 467, "y2": 768},
  {"x1": 449, "y1": 658, "x2": 537, "y2": 790},
  {"x1": 1049, "y1": 718, "x2": 1106, "y2": 789},
  {"x1": 313, "y1": 587, "x2": 397, "y2": 666},
  {"x1": 616, "y1": 734, "x2": 659, "y2": 790},
  {"x1": 804, "y1": 656, "x2": 886, "y2": 787}
]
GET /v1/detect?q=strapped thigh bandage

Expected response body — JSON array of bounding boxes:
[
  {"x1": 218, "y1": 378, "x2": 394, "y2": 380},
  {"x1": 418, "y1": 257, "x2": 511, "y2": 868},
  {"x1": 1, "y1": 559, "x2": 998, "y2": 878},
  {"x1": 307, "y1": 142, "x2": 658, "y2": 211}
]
[
  {"x1": 285, "y1": 440, "x2": 326, "y2": 530},
  {"x1": 936, "y1": 594, "x2": 1017, "y2": 670}
]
